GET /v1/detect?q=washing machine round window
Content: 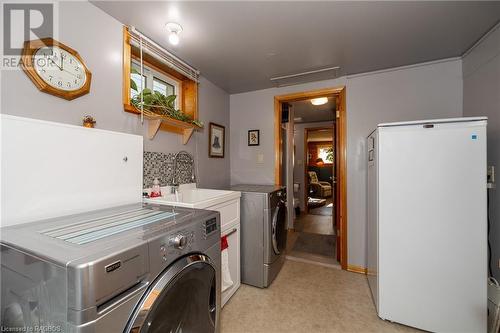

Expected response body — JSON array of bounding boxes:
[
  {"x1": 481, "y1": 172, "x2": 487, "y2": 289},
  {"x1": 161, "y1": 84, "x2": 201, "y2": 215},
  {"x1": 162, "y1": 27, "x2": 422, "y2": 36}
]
[
  {"x1": 271, "y1": 200, "x2": 287, "y2": 255},
  {"x1": 126, "y1": 254, "x2": 217, "y2": 333}
]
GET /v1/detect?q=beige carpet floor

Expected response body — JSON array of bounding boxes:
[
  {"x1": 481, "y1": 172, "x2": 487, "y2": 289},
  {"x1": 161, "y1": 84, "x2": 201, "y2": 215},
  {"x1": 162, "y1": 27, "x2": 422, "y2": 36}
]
[{"x1": 220, "y1": 260, "x2": 421, "y2": 333}]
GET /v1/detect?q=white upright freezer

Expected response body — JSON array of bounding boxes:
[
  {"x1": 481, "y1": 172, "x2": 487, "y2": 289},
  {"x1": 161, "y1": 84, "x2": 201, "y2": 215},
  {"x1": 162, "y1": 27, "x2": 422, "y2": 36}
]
[{"x1": 367, "y1": 117, "x2": 488, "y2": 333}]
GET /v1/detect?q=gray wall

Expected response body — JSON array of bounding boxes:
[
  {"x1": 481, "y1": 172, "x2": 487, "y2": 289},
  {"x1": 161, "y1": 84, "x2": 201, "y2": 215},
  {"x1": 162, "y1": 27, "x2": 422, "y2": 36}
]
[
  {"x1": 463, "y1": 25, "x2": 500, "y2": 279},
  {"x1": 293, "y1": 121, "x2": 334, "y2": 212},
  {"x1": 230, "y1": 58, "x2": 463, "y2": 268},
  {"x1": 0, "y1": 1, "x2": 230, "y2": 189}
]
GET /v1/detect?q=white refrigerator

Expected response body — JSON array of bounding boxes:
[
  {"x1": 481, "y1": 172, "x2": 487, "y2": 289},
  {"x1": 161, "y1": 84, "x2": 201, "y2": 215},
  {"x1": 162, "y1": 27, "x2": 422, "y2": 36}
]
[{"x1": 367, "y1": 117, "x2": 488, "y2": 332}]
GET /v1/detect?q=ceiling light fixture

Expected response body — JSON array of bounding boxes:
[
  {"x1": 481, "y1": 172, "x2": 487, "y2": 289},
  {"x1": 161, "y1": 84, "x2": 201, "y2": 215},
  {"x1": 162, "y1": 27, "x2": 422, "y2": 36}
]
[
  {"x1": 166, "y1": 22, "x2": 183, "y2": 45},
  {"x1": 310, "y1": 97, "x2": 328, "y2": 106}
]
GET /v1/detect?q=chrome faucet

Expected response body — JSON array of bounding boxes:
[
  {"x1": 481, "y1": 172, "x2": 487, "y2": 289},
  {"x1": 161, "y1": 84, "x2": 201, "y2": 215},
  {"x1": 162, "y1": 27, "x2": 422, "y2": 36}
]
[{"x1": 170, "y1": 151, "x2": 196, "y2": 194}]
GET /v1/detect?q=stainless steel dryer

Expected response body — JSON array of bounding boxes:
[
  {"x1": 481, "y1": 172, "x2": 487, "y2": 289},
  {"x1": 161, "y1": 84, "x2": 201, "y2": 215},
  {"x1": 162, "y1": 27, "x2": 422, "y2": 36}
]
[
  {"x1": 0, "y1": 203, "x2": 221, "y2": 333},
  {"x1": 230, "y1": 185, "x2": 287, "y2": 288}
]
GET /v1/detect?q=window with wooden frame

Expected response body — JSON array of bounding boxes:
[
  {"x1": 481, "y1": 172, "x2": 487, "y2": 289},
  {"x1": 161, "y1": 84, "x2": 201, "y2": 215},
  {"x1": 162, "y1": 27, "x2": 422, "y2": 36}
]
[{"x1": 123, "y1": 26, "x2": 201, "y2": 144}]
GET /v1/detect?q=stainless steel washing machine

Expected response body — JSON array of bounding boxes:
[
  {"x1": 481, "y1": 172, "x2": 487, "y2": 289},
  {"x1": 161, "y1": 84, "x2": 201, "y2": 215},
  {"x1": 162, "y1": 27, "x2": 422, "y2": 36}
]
[
  {"x1": 0, "y1": 203, "x2": 221, "y2": 333},
  {"x1": 230, "y1": 185, "x2": 287, "y2": 288}
]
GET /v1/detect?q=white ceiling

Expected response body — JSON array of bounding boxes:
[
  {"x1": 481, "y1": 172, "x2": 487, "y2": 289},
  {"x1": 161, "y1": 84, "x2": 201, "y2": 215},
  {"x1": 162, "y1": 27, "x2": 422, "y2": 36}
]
[
  {"x1": 292, "y1": 98, "x2": 336, "y2": 123},
  {"x1": 92, "y1": 1, "x2": 500, "y2": 94}
]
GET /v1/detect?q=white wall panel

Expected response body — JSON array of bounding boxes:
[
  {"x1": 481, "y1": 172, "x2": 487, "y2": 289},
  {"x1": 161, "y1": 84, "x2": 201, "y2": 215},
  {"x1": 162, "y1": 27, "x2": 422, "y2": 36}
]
[{"x1": 1, "y1": 115, "x2": 143, "y2": 226}]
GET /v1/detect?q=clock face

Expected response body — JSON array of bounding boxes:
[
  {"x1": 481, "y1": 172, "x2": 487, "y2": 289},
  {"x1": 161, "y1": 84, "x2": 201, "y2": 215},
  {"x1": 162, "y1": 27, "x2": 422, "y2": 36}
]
[{"x1": 33, "y1": 46, "x2": 87, "y2": 91}]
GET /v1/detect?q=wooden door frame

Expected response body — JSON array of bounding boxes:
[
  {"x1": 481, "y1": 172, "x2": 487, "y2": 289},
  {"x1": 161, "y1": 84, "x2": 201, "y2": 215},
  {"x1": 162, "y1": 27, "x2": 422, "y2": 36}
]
[
  {"x1": 303, "y1": 127, "x2": 334, "y2": 216},
  {"x1": 274, "y1": 86, "x2": 348, "y2": 270}
]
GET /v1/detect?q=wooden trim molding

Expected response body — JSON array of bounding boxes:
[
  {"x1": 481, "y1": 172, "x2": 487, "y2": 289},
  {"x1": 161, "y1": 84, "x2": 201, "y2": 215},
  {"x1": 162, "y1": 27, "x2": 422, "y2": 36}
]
[
  {"x1": 123, "y1": 27, "x2": 133, "y2": 110},
  {"x1": 274, "y1": 98, "x2": 282, "y2": 185},
  {"x1": 347, "y1": 265, "x2": 367, "y2": 275},
  {"x1": 337, "y1": 87, "x2": 348, "y2": 270},
  {"x1": 122, "y1": 26, "x2": 200, "y2": 141},
  {"x1": 274, "y1": 87, "x2": 345, "y2": 103},
  {"x1": 274, "y1": 86, "x2": 348, "y2": 270}
]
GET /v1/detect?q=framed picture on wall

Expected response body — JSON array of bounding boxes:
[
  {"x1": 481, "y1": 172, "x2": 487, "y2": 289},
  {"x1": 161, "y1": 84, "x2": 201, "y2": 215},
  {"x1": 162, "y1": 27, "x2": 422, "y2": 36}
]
[
  {"x1": 248, "y1": 129, "x2": 260, "y2": 146},
  {"x1": 209, "y1": 122, "x2": 225, "y2": 158}
]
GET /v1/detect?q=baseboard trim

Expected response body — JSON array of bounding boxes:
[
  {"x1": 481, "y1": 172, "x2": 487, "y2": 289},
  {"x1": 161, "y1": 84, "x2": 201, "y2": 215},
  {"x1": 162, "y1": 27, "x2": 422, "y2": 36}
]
[
  {"x1": 285, "y1": 256, "x2": 341, "y2": 270},
  {"x1": 347, "y1": 264, "x2": 367, "y2": 274}
]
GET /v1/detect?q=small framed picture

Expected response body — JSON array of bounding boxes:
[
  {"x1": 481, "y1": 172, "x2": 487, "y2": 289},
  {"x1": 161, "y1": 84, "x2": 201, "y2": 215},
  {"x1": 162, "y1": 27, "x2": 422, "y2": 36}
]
[
  {"x1": 248, "y1": 129, "x2": 260, "y2": 146},
  {"x1": 209, "y1": 122, "x2": 225, "y2": 158}
]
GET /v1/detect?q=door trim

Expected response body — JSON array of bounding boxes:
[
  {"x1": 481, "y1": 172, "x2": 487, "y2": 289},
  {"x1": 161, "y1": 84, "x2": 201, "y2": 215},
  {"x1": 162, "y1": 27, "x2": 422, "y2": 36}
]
[{"x1": 274, "y1": 86, "x2": 348, "y2": 270}]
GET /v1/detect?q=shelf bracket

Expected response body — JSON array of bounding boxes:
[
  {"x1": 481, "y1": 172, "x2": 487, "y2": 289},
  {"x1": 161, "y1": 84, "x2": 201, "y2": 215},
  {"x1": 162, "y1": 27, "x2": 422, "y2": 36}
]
[
  {"x1": 148, "y1": 119, "x2": 162, "y2": 139},
  {"x1": 183, "y1": 127, "x2": 195, "y2": 145}
]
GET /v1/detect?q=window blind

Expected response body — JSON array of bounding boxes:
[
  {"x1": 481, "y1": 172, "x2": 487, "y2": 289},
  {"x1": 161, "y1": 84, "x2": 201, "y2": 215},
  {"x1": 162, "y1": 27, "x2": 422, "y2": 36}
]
[{"x1": 128, "y1": 26, "x2": 200, "y2": 83}]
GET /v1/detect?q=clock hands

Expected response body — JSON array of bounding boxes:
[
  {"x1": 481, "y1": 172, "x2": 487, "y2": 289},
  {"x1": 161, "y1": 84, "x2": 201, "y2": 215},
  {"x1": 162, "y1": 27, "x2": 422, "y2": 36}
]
[
  {"x1": 48, "y1": 57, "x2": 62, "y2": 71},
  {"x1": 44, "y1": 52, "x2": 83, "y2": 85},
  {"x1": 48, "y1": 56, "x2": 79, "y2": 78},
  {"x1": 61, "y1": 68, "x2": 79, "y2": 79}
]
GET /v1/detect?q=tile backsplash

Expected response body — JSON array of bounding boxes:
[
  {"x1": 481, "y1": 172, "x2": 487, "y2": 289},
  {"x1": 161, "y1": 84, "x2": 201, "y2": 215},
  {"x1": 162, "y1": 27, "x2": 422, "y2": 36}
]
[{"x1": 143, "y1": 151, "x2": 195, "y2": 188}]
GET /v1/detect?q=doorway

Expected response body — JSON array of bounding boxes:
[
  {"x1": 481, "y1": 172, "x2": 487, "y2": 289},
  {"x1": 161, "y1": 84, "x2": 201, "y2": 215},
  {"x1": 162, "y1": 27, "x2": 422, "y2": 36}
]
[
  {"x1": 274, "y1": 87, "x2": 347, "y2": 269},
  {"x1": 293, "y1": 125, "x2": 337, "y2": 265},
  {"x1": 304, "y1": 127, "x2": 335, "y2": 217}
]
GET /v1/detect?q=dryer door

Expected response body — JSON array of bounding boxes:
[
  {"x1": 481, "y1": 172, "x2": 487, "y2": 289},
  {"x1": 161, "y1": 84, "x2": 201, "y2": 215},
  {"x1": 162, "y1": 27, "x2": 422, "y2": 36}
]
[
  {"x1": 125, "y1": 254, "x2": 217, "y2": 333},
  {"x1": 271, "y1": 199, "x2": 287, "y2": 255}
]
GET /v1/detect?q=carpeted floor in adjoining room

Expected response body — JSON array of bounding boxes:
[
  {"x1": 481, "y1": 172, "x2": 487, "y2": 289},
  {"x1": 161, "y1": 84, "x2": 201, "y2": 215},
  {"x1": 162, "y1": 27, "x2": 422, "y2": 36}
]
[
  {"x1": 220, "y1": 260, "x2": 421, "y2": 333},
  {"x1": 292, "y1": 232, "x2": 335, "y2": 258},
  {"x1": 294, "y1": 214, "x2": 334, "y2": 235},
  {"x1": 308, "y1": 197, "x2": 334, "y2": 216},
  {"x1": 288, "y1": 211, "x2": 337, "y2": 266}
]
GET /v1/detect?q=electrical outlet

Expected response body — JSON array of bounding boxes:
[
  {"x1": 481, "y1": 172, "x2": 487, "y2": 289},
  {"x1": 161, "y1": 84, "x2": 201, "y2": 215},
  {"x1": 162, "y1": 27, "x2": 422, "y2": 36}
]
[{"x1": 487, "y1": 166, "x2": 496, "y2": 189}]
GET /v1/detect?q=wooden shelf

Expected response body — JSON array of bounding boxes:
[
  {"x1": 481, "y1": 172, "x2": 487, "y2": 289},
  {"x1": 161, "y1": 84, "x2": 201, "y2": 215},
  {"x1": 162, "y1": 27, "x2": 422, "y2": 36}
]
[
  {"x1": 144, "y1": 113, "x2": 202, "y2": 144},
  {"x1": 122, "y1": 27, "x2": 201, "y2": 145}
]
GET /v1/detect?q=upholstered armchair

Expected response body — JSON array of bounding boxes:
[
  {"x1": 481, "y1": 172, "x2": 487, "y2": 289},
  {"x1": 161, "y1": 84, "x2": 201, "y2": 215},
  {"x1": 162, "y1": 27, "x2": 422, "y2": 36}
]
[{"x1": 308, "y1": 171, "x2": 332, "y2": 198}]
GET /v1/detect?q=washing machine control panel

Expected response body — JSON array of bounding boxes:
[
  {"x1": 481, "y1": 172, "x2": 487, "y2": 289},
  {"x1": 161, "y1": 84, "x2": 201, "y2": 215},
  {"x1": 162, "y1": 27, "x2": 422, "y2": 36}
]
[
  {"x1": 159, "y1": 230, "x2": 195, "y2": 261},
  {"x1": 203, "y1": 217, "x2": 218, "y2": 239},
  {"x1": 150, "y1": 214, "x2": 219, "y2": 274},
  {"x1": 169, "y1": 234, "x2": 187, "y2": 249}
]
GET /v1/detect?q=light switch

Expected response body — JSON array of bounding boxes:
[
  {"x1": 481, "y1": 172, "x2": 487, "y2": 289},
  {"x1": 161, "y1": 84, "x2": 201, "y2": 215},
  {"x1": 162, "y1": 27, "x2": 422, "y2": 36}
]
[
  {"x1": 257, "y1": 153, "x2": 264, "y2": 164},
  {"x1": 297, "y1": 159, "x2": 303, "y2": 165}
]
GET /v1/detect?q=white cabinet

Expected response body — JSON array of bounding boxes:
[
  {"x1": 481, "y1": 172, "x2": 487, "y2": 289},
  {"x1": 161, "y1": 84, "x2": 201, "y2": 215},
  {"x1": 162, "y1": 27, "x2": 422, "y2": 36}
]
[
  {"x1": 221, "y1": 221, "x2": 240, "y2": 307},
  {"x1": 209, "y1": 198, "x2": 241, "y2": 307}
]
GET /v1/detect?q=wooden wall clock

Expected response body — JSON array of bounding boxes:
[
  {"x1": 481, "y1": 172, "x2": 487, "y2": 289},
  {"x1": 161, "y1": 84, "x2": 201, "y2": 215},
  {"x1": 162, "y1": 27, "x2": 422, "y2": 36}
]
[{"x1": 21, "y1": 38, "x2": 91, "y2": 100}]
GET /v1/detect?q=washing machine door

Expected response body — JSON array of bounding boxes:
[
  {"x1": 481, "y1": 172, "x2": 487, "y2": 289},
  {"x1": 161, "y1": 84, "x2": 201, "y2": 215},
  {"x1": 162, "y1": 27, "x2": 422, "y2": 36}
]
[
  {"x1": 125, "y1": 254, "x2": 217, "y2": 333},
  {"x1": 271, "y1": 199, "x2": 287, "y2": 255}
]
